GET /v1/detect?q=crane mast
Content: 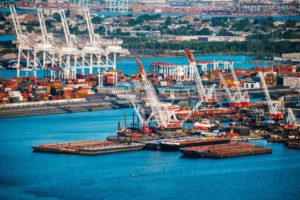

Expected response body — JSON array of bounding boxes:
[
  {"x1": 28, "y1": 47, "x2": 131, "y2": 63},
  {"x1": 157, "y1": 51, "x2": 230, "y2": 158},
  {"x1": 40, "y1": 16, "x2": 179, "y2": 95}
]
[
  {"x1": 136, "y1": 59, "x2": 179, "y2": 128},
  {"x1": 218, "y1": 71, "x2": 233, "y2": 101},
  {"x1": 256, "y1": 63, "x2": 284, "y2": 120},
  {"x1": 228, "y1": 60, "x2": 250, "y2": 107},
  {"x1": 185, "y1": 48, "x2": 206, "y2": 99},
  {"x1": 9, "y1": 5, "x2": 36, "y2": 77}
]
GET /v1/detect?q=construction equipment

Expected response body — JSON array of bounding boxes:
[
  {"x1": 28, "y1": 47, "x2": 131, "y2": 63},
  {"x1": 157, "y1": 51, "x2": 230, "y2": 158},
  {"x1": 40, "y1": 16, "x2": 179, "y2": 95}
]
[
  {"x1": 283, "y1": 108, "x2": 299, "y2": 130},
  {"x1": 255, "y1": 63, "x2": 284, "y2": 120},
  {"x1": 136, "y1": 59, "x2": 180, "y2": 129},
  {"x1": 228, "y1": 60, "x2": 251, "y2": 108},
  {"x1": 185, "y1": 48, "x2": 217, "y2": 105}
]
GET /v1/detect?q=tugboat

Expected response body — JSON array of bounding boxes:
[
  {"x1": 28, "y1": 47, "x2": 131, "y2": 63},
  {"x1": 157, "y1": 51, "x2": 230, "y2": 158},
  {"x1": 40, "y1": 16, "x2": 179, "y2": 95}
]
[{"x1": 192, "y1": 119, "x2": 218, "y2": 133}]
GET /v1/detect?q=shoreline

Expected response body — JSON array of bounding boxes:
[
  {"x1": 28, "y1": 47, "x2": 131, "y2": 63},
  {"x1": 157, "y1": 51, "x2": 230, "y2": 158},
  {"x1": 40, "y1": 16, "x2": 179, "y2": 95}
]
[{"x1": 0, "y1": 101, "x2": 118, "y2": 118}]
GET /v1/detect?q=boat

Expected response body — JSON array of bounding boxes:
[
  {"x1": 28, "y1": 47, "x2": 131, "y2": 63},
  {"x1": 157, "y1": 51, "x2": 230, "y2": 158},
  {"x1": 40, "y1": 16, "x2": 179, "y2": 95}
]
[
  {"x1": 160, "y1": 137, "x2": 230, "y2": 151},
  {"x1": 180, "y1": 142, "x2": 272, "y2": 158},
  {"x1": 32, "y1": 140, "x2": 145, "y2": 155},
  {"x1": 286, "y1": 141, "x2": 300, "y2": 149},
  {"x1": 193, "y1": 119, "x2": 218, "y2": 132}
]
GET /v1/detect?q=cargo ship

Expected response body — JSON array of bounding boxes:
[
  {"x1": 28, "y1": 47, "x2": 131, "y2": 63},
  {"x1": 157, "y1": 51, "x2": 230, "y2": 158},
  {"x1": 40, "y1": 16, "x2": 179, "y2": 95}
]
[
  {"x1": 180, "y1": 142, "x2": 272, "y2": 158},
  {"x1": 32, "y1": 140, "x2": 145, "y2": 155},
  {"x1": 160, "y1": 137, "x2": 230, "y2": 151}
]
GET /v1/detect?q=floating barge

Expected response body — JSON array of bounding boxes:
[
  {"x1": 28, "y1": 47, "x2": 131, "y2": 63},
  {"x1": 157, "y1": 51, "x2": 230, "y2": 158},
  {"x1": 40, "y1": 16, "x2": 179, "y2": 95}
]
[
  {"x1": 286, "y1": 141, "x2": 300, "y2": 149},
  {"x1": 32, "y1": 140, "x2": 145, "y2": 155},
  {"x1": 180, "y1": 142, "x2": 272, "y2": 158},
  {"x1": 160, "y1": 137, "x2": 230, "y2": 151}
]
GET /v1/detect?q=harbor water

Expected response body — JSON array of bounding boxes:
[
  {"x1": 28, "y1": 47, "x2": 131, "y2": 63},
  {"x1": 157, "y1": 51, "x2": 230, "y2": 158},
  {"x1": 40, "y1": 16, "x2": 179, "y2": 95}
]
[{"x1": 0, "y1": 108, "x2": 299, "y2": 200}]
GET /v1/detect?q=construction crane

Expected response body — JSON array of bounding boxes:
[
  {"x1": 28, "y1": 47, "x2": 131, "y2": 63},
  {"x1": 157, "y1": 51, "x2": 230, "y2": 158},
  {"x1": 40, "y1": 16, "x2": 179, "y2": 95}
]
[
  {"x1": 218, "y1": 70, "x2": 234, "y2": 104},
  {"x1": 255, "y1": 63, "x2": 284, "y2": 120},
  {"x1": 283, "y1": 108, "x2": 299, "y2": 130},
  {"x1": 9, "y1": 5, "x2": 37, "y2": 77},
  {"x1": 126, "y1": 94, "x2": 147, "y2": 126},
  {"x1": 136, "y1": 59, "x2": 180, "y2": 129},
  {"x1": 185, "y1": 48, "x2": 217, "y2": 105},
  {"x1": 228, "y1": 60, "x2": 251, "y2": 107}
]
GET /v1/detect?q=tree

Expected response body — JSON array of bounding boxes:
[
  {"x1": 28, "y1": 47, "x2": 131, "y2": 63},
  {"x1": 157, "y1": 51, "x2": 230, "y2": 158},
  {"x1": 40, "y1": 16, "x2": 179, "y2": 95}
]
[
  {"x1": 53, "y1": 13, "x2": 61, "y2": 22},
  {"x1": 198, "y1": 28, "x2": 212, "y2": 35},
  {"x1": 92, "y1": 16, "x2": 102, "y2": 24},
  {"x1": 164, "y1": 16, "x2": 172, "y2": 26},
  {"x1": 285, "y1": 20, "x2": 296, "y2": 28}
]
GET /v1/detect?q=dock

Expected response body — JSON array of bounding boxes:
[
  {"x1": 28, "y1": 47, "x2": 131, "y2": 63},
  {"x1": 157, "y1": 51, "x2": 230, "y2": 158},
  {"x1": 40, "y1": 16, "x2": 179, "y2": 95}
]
[
  {"x1": 180, "y1": 142, "x2": 272, "y2": 158},
  {"x1": 32, "y1": 140, "x2": 145, "y2": 155}
]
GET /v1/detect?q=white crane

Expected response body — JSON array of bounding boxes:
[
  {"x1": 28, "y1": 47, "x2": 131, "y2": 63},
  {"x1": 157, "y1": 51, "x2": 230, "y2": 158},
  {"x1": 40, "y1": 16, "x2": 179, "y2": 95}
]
[
  {"x1": 82, "y1": 8, "x2": 128, "y2": 74},
  {"x1": 59, "y1": 9, "x2": 83, "y2": 79},
  {"x1": 136, "y1": 59, "x2": 180, "y2": 128},
  {"x1": 228, "y1": 60, "x2": 251, "y2": 107},
  {"x1": 36, "y1": 9, "x2": 62, "y2": 79},
  {"x1": 256, "y1": 63, "x2": 284, "y2": 120},
  {"x1": 218, "y1": 70, "x2": 234, "y2": 102},
  {"x1": 9, "y1": 5, "x2": 37, "y2": 77},
  {"x1": 284, "y1": 108, "x2": 299, "y2": 130},
  {"x1": 185, "y1": 48, "x2": 217, "y2": 105}
]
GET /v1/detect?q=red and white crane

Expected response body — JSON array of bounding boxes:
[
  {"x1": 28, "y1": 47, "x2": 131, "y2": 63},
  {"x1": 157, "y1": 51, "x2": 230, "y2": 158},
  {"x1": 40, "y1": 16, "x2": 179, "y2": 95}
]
[
  {"x1": 283, "y1": 108, "x2": 299, "y2": 130},
  {"x1": 185, "y1": 48, "x2": 217, "y2": 105},
  {"x1": 228, "y1": 60, "x2": 251, "y2": 108},
  {"x1": 136, "y1": 59, "x2": 180, "y2": 128},
  {"x1": 218, "y1": 70, "x2": 234, "y2": 103},
  {"x1": 256, "y1": 63, "x2": 284, "y2": 120}
]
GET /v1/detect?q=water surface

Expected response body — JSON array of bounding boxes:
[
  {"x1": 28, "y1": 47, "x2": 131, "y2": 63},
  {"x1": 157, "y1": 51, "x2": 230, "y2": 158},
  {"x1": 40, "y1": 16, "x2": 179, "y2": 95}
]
[{"x1": 0, "y1": 108, "x2": 299, "y2": 200}]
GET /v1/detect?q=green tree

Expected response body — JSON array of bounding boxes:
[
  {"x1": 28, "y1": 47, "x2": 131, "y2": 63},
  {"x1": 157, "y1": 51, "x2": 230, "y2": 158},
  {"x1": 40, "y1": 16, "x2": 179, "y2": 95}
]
[{"x1": 53, "y1": 13, "x2": 61, "y2": 22}]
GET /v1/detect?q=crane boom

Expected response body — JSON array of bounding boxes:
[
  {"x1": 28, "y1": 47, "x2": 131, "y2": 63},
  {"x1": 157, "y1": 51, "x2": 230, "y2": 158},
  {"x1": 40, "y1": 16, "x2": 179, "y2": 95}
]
[
  {"x1": 185, "y1": 48, "x2": 206, "y2": 99},
  {"x1": 136, "y1": 59, "x2": 169, "y2": 128},
  {"x1": 229, "y1": 60, "x2": 242, "y2": 97},
  {"x1": 218, "y1": 71, "x2": 233, "y2": 101},
  {"x1": 127, "y1": 94, "x2": 146, "y2": 125},
  {"x1": 255, "y1": 63, "x2": 284, "y2": 119}
]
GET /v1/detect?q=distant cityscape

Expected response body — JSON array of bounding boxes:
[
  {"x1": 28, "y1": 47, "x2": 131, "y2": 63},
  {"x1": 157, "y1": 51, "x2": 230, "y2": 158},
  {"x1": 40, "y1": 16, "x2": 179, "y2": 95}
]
[{"x1": 0, "y1": 0, "x2": 299, "y2": 16}]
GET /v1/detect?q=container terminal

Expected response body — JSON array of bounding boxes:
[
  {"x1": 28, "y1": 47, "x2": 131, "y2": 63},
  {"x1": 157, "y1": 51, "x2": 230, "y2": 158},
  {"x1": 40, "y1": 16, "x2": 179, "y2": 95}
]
[{"x1": 2, "y1": 6, "x2": 300, "y2": 158}]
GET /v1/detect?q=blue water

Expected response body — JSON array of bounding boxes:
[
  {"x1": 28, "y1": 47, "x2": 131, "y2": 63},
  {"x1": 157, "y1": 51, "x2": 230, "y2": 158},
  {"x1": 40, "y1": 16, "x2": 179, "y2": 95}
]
[
  {"x1": 0, "y1": 108, "x2": 299, "y2": 200},
  {"x1": 0, "y1": 55, "x2": 273, "y2": 78},
  {"x1": 0, "y1": 34, "x2": 16, "y2": 42}
]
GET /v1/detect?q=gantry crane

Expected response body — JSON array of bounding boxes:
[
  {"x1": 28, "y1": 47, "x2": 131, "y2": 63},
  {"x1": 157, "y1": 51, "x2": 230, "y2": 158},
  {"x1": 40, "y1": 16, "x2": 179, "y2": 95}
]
[
  {"x1": 9, "y1": 5, "x2": 37, "y2": 77},
  {"x1": 59, "y1": 9, "x2": 82, "y2": 79},
  {"x1": 82, "y1": 8, "x2": 128, "y2": 74},
  {"x1": 136, "y1": 59, "x2": 180, "y2": 129},
  {"x1": 256, "y1": 63, "x2": 284, "y2": 120},
  {"x1": 36, "y1": 9, "x2": 62, "y2": 79}
]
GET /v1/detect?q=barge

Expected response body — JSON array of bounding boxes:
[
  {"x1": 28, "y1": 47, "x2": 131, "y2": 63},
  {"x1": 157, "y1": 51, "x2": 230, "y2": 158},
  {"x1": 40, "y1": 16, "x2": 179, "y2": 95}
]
[
  {"x1": 160, "y1": 137, "x2": 230, "y2": 151},
  {"x1": 32, "y1": 140, "x2": 145, "y2": 155},
  {"x1": 180, "y1": 142, "x2": 272, "y2": 158}
]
